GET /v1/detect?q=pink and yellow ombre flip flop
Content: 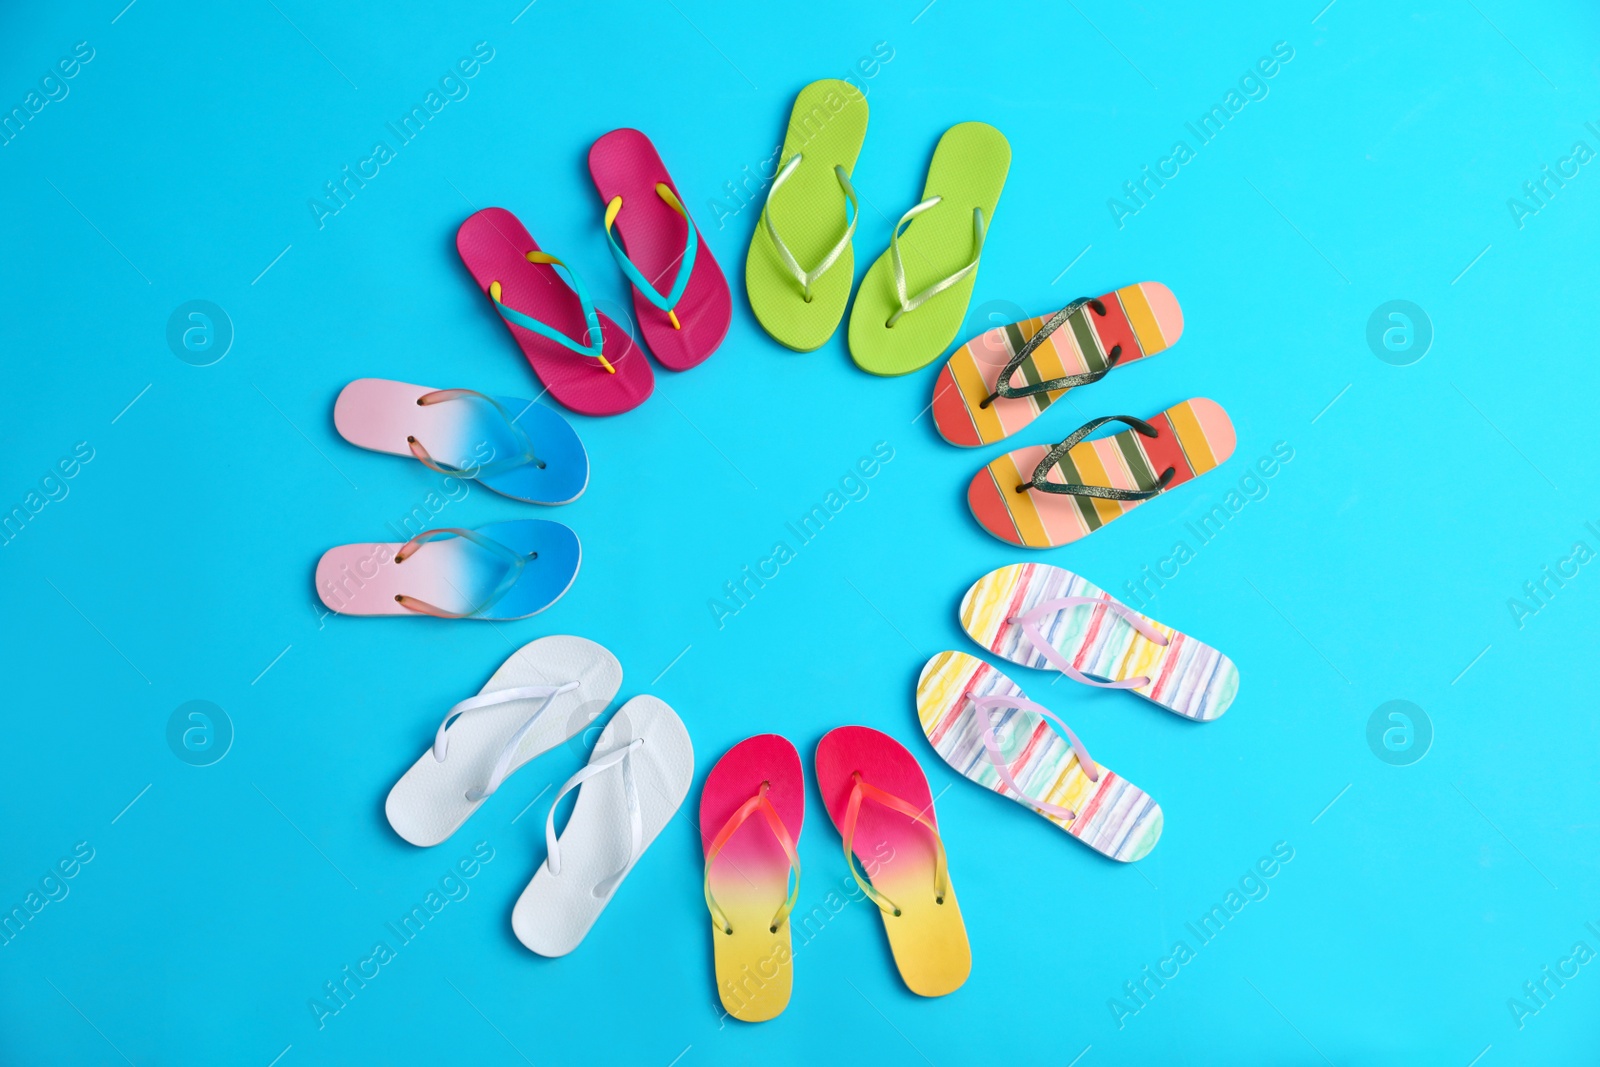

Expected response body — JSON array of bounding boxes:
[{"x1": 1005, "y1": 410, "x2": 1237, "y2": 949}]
[
  {"x1": 968, "y1": 398, "x2": 1236, "y2": 548},
  {"x1": 814, "y1": 726, "x2": 970, "y2": 997},
  {"x1": 314, "y1": 521, "x2": 579, "y2": 621},
  {"x1": 590, "y1": 128, "x2": 731, "y2": 371},
  {"x1": 961, "y1": 563, "x2": 1239, "y2": 722},
  {"x1": 932, "y1": 283, "x2": 1184, "y2": 448},
  {"x1": 700, "y1": 735, "x2": 804, "y2": 1023},
  {"x1": 916, "y1": 652, "x2": 1162, "y2": 862},
  {"x1": 457, "y1": 207, "x2": 653, "y2": 417}
]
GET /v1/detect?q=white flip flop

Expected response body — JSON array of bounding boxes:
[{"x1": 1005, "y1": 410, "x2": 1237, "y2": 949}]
[
  {"x1": 385, "y1": 636, "x2": 622, "y2": 847},
  {"x1": 512, "y1": 695, "x2": 693, "y2": 956}
]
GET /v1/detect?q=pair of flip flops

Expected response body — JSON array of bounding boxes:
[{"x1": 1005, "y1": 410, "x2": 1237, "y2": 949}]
[
  {"x1": 314, "y1": 380, "x2": 586, "y2": 620},
  {"x1": 385, "y1": 637, "x2": 694, "y2": 956},
  {"x1": 746, "y1": 79, "x2": 1011, "y2": 376},
  {"x1": 458, "y1": 128, "x2": 731, "y2": 417},
  {"x1": 702, "y1": 728, "x2": 968, "y2": 1021},
  {"x1": 915, "y1": 564, "x2": 1239, "y2": 862},
  {"x1": 931, "y1": 285, "x2": 1237, "y2": 547}
]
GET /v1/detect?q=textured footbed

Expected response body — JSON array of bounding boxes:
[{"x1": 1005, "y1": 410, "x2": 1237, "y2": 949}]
[
  {"x1": 589, "y1": 128, "x2": 731, "y2": 371},
  {"x1": 700, "y1": 734, "x2": 804, "y2": 1022},
  {"x1": 916, "y1": 652, "x2": 1163, "y2": 862},
  {"x1": 849, "y1": 122, "x2": 1010, "y2": 376},
  {"x1": 513, "y1": 695, "x2": 694, "y2": 957},
  {"x1": 745, "y1": 79, "x2": 870, "y2": 352},
  {"x1": 814, "y1": 726, "x2": 970, "y2": 997},
  {"x1": 456, "y1": 207, "x2": 654, "y2": 417},
  {"x1": 314, "y1": 519, "x2": 581, "y2": 620},
  {"x1": 385, "y1": 637, "x2": 623, "y2": 847},
  {"x1": 333, "y1": 378, "x2": 589, "y2": 506}
]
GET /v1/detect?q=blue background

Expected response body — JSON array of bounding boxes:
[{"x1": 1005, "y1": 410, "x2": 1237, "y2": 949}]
[{"x1": 3, "y1": 1, "x2": 1598, "y2": 1063}]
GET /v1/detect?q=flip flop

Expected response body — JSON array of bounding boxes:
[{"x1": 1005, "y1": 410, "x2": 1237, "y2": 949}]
[
  {"x1": 457, "y1": 207, "x2": 653, "y2": 416},
  {"x1": 814, "y1": 726, "x2": 969, "y2": 997},
  {"x1": 960, "y1": 564, "x2": 1239, "y2": 722},
  {"x1": 589, "y1": 128, "x2": 731, "y2": 371},
  {"x1": 700, "y1": 735, "x2": 804, "y2": 1023},
  {"x1": 314, "y1": 521, "x2": 580, "y2": 620},
  {"x1": 333, "y1": 378, "x2": 588, "y2": 505},
  {"x1": 745, "y1": 79, "x2": 869, "y2": 351},
  {"x1": 848, "y1": 122, "x2": 1010, "y2": 376},
  {"x1": 385, "y1": 637, "x2": 623, "y2": 847},
  {"x1": 513, "y1": 695, "x2": 694, "y2": 956},
  {"x1": 932, "y1": 283, "x2": 1184, "y2": 447},
  {"x1": 968, "y1": 398, "x2": 1236, "y2": 548},
  {"x1": 916, "y1": 652, "x2": 1162, "y2": 862}
]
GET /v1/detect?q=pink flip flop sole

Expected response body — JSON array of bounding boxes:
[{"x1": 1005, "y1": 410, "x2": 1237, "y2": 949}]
[
  {"x1": 589, "y1": 129, "x2": 731, "y2": 371},
  {"x1": 456, "y1": 207, "x2": 654, "y2": 417}
]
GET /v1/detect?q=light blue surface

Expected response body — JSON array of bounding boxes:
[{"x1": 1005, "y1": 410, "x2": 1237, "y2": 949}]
[{"x1": 3, "y1": 1, "x2": 1598, "y2": 1063}]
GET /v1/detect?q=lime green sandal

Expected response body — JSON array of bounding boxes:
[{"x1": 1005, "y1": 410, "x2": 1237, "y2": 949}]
[
  {"x1": 848, "y1": 122, "x2": 1010, "y2": 376},
  {"x1": 746, "y1": 79, "x2": 870, "y2": 351}
]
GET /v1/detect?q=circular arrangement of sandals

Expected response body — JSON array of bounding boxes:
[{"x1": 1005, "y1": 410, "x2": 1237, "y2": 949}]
[{"x1": 307, "y1": 78, "x2": 1244, "y2": 1023}]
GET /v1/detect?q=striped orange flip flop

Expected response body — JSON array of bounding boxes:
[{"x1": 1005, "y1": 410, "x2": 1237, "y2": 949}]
[
  {"x1": 967, "y1": 399, "x2": 1235, "y2": 548},
  {"x1": 932, "y1": 283, "x2": 1184, "y2": 448}
]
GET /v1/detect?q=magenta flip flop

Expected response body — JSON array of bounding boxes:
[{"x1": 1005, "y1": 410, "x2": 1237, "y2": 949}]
[
  {"x1": 589, "y1": 128, "x2": 731, "y2": 371},
  {"x1": 457, "y1": 208, "x2": 654, "y2": 417}
]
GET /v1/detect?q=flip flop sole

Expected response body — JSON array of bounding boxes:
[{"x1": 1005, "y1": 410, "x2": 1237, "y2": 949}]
[
  {"x1": 457, "y1": 208, "x2": 654, "y2": 416},
  {"x1": 969, "y1": 398, "x2": 1236, "y2": 547},
  {"x1": 960, "y1": 564, "x2": 1238, "y2": 721},
  {"x1": 590, "y1": 128, "x2": 731, "y2": 371},
  {"x1": 314, "y1": 519, "x2": 580, "y2": 620},
  {"x1": 513, "y1": 696, "x2": 694, "y2": 957},
  {"x1": 916, "y1": 652, "x2": 1162, "y2": 862},
  {"x1": 815, "y1": 726, "x2": 970, "y2": 997},
  {"x1": 849, "y1": 122, "x2": 1010, "y2": 376},
  {"x1": 700, "y1": 735, "x2": 804, "y2": 1022},
  {"x1": 385, "y1": 637, "x2": 623, "y2": 846},
  {"x1": 745, "y1": 79, "x2": 869, "y2": 352},
  {"x1": 334, "y1": 378, "x2": 588, "y2": 505},
  {"x1": 933, "y1": 283, "x2": 1183, "y2": 447}
]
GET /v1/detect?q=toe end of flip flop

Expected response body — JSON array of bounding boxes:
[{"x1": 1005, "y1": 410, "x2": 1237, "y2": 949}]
[
  {"x1": 931, "y1": 367, "x2": 983, "y2": 446},
  {"x1": 967, "y1": 470, "x2": 1026, "y2": 547},
  {"x1": 1184, "y1": 397, "x2": 1237, "y2": 464},
  {"x1": 1135, "y1": 281, "x2": 1184, "y2": 350},
  {"x1": 1119, "y1": 805, "x2": 1163, "y2": 862}
]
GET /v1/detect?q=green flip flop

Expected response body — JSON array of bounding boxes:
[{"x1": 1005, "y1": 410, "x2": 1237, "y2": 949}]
[
  {"x1": 848, "y1": 122, "x2": 1010, "y2": 376},
  {"x1": 745, "y1": 79, "x2": 869, "y2": 351}
]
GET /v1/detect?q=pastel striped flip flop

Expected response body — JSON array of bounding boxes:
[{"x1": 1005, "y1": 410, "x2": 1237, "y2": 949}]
[
  {"x1": 968, "y1": 398, "x2": 1236, "y2": 548},
  {"x1": 458, "y1": 207, "x2": 653, "y2": 417},
  {"x1": 961, "y1": 564, "x2": 1238, "y2": 721},
  {"x1": 848, "y1": 122, "x2": 1010, "y2": 377},
  {"x1": 932, "y1": 283, "x2": 1184, "y2": 447},
  {"x1": 746, "y1": 79, "x2": 870, "y2": 351},
  {"x1": 385, "y1": 636, "x2": 622, "y2": 847},
  {"x1": 814, "y1": 726, "x2": 970, "y2": 997},
  {"x1": 314, "y1": 521, "x2": 580, "y2": 620},
  {"x1": 589, "y1": 128, "x2": 731, "y2": 370},
  {"x1": 916, "y1": 652, "x2": 1162, "y2": 862},
  {"x1": 513, "y1": 695, "x2": 694, "y2": 956},
  {"x1": 701, "y1": 735, "x2": 804, "y2": 1023},
  {"x1": 334, "y1": 378, "x2": 588, "y2": 505}
]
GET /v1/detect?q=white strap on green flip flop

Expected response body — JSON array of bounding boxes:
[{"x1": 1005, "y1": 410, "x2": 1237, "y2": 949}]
[
  {"x1": 762, "y1": 153, "x2": 859, "y2": 303},
  {"x1": 885, "y1": 197, "x2": 987, "y2": 326}
]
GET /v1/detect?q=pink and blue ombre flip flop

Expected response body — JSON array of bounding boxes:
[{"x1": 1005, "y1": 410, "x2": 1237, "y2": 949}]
[
  {"x1": 700, "y1": 734, "x2": 804, "y2": 1022},
  {"x1": 589, "y1": 129, "x2": 730, "y2": 371},
  {"x1": 457, "y1": 208, "x2": 653, "y2": 417},
  {"x1": 334, "y1": 379, "x2": 588, "y2": 505},
  {"x1": 814, "y1": 726, "x2": 970, "y2": 997},
  {"x1": 315, "y1": 520, "x2": 580, "y2": 620}
]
